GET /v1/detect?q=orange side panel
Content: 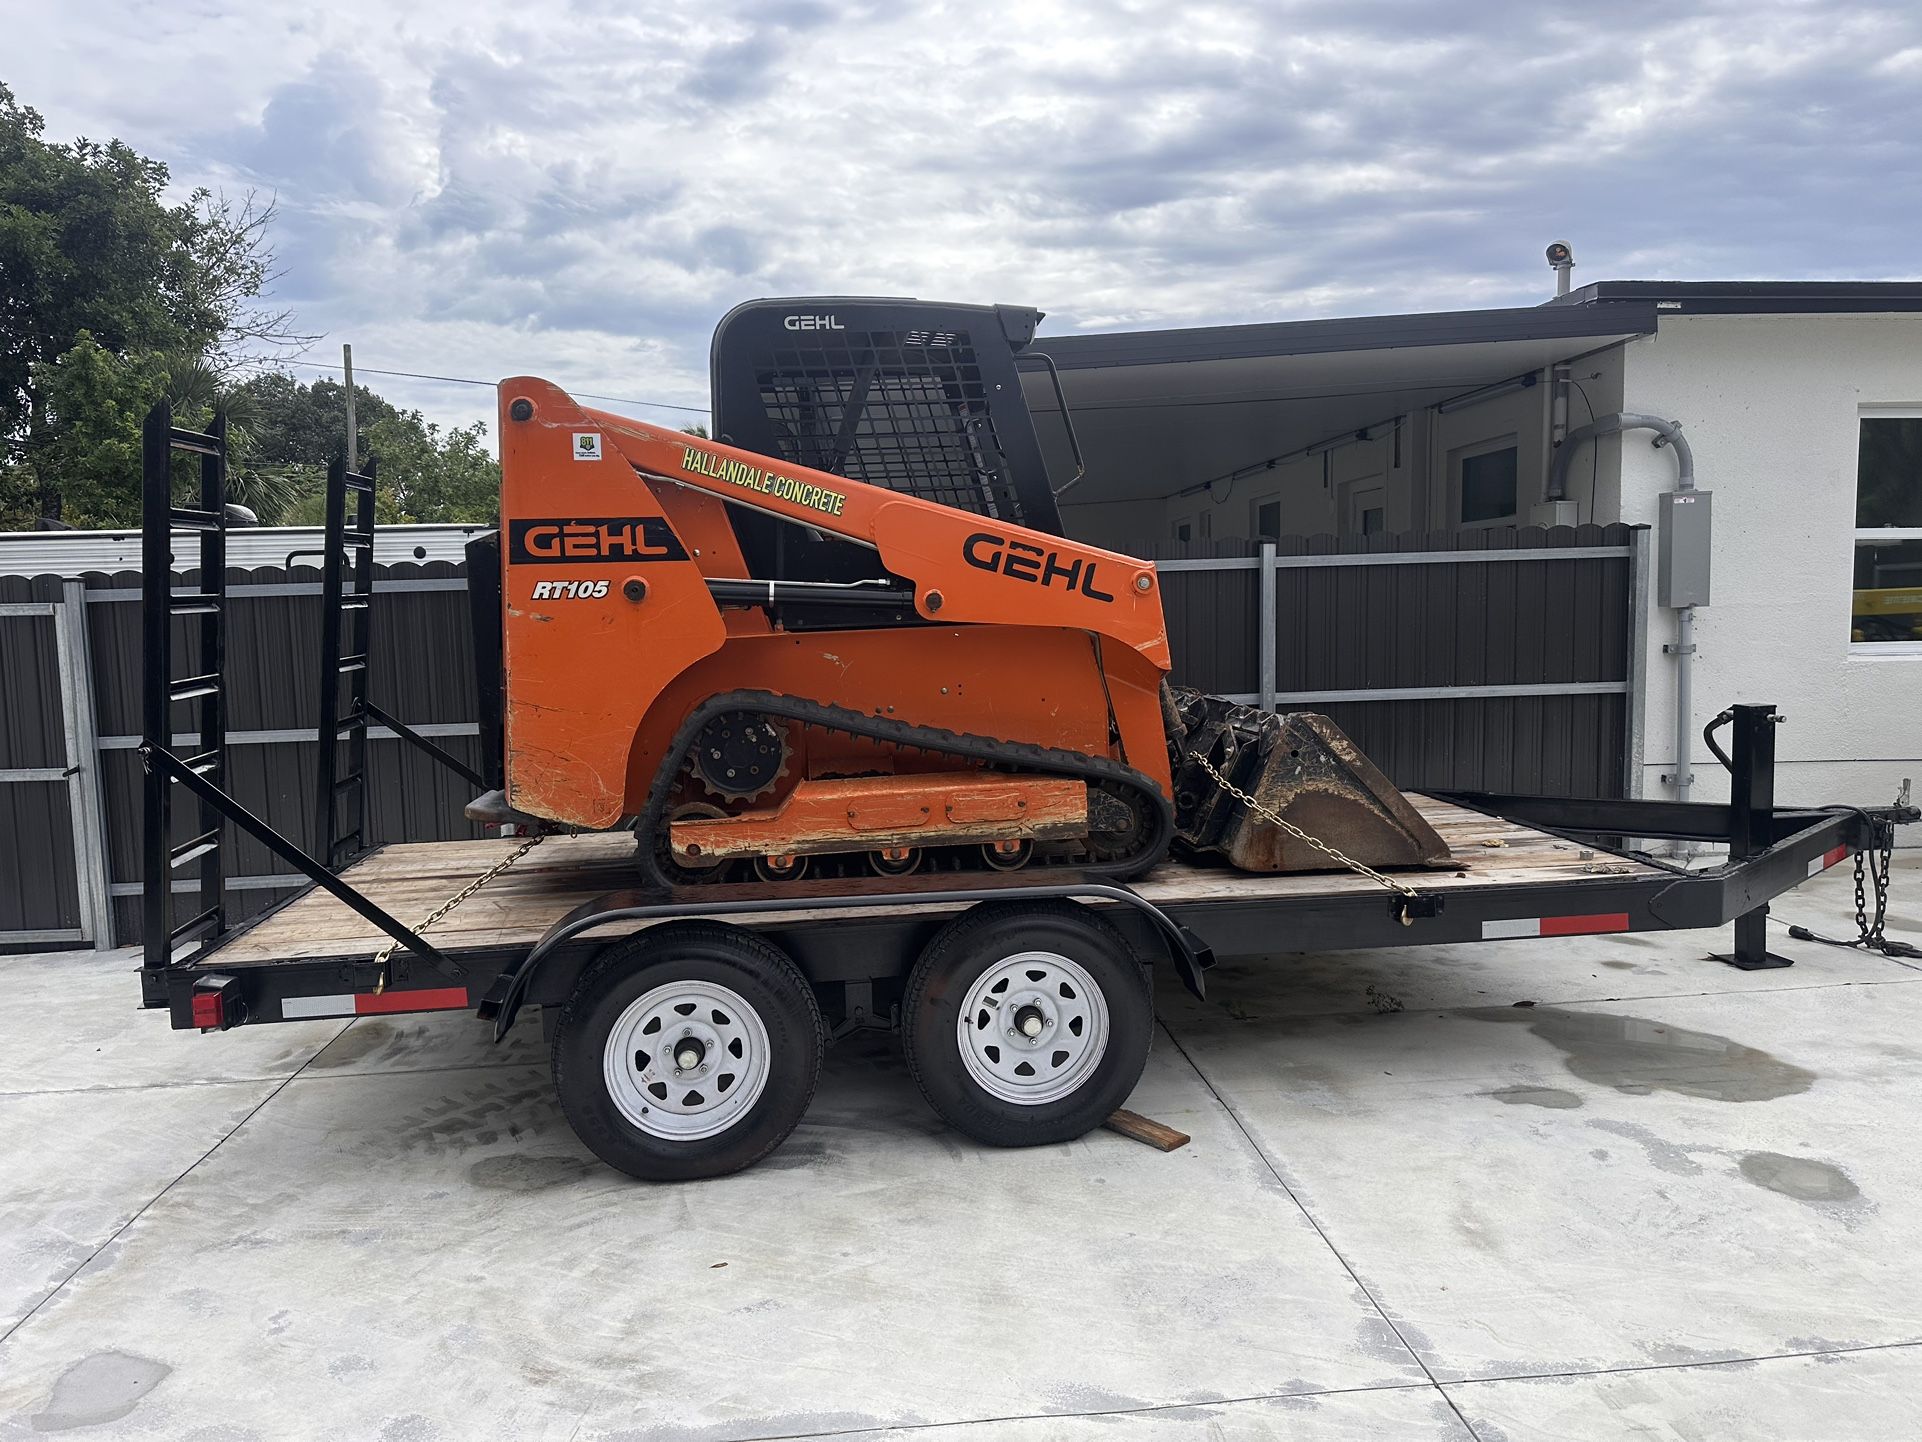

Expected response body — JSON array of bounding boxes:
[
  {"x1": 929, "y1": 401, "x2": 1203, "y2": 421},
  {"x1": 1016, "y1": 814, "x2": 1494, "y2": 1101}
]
[
  {"x1": 653, "y1": 485, "x2": 772, "y2": 636},
  {"x1": 497, "y1": 379, "x2": 727, "y2": 828}
]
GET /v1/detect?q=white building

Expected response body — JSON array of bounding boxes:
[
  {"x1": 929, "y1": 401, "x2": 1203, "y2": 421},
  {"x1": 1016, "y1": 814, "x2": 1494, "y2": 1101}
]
[{"x1": 1030, "y1": 282, "x2": 1922, "y2": 835}]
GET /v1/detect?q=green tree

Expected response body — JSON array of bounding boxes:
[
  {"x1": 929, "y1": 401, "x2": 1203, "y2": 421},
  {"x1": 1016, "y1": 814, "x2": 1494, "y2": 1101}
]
[
  {"x1": 2, "y1": 332, "x2": 164, "y2": 527},
  {"x1": 0, "y1": 81, "x2": 293, "y2": 525},
  {"x1": 241, "y1": 372, "x2": 500, "y2": 526}
]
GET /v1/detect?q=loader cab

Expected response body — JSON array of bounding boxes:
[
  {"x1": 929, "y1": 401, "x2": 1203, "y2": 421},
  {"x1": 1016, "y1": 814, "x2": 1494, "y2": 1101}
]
[{"x1": 708, "y1": 297, "x2": 1071, "y2": 585}]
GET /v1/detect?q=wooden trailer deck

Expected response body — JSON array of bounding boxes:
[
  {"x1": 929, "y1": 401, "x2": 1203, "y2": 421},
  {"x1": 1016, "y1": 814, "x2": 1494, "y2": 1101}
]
[{"x1": 208, "y1": 794, "x2": 1661, "y2": 968}]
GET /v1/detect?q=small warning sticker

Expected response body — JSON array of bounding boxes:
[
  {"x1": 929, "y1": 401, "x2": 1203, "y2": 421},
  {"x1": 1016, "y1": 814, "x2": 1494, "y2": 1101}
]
[{"x1": 572, "y1": 432, "x2": 603, "y2": 461}]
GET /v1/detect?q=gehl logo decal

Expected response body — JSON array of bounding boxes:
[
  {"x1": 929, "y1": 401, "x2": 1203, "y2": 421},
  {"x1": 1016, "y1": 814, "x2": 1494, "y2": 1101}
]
[
  {"x1": 964, "y1": 532, "x2": 1115, "y2": 602},
  {"x1": 508, "y1": 517, "x2": 689, "y2": 564},
  {"x1": 783, "y1": 314, "x2": 844, "y2": 330}
]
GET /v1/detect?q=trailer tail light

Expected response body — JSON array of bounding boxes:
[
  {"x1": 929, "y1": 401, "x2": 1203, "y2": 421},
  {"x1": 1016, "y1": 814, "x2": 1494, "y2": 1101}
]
[{"x1": 191, "y1": 974, "x2": 242, "y2": 1032}]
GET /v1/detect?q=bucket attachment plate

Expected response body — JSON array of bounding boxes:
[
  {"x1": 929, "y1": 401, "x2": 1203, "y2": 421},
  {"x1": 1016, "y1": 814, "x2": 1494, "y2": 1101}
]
[{"x1": 1166, "y1": 687, "x2": 1450, "y2": 873}]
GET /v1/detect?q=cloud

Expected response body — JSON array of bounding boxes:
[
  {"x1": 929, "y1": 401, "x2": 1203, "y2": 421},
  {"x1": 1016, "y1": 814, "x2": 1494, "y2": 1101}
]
[{"x1": 10, "y1": 0, "x2": 1922, "y2": 436}]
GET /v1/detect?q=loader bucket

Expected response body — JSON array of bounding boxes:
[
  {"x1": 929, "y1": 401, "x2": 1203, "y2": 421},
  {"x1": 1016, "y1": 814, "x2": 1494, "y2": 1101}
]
[{"x1": 1165, "y1": 687, "x2": 1450, "y2": 873}]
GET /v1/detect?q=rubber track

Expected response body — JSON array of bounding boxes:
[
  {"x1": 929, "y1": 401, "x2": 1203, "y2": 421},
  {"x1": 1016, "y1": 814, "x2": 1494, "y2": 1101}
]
[{"x1": 636, "y1": 689, "x2": 1174, "y2": 890}]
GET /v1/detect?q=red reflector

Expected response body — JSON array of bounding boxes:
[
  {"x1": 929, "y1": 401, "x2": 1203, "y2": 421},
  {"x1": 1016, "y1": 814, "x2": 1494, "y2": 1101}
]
[
  {"x1": 1540, "y1": 912, "x2": 1631, "y2": 937},
  {"x1": 356, "y1": 986, "x2": 468, "y2": 1016},
  {"x1": 191, "y1": 990, "x2": 224, "y2": 1030}
]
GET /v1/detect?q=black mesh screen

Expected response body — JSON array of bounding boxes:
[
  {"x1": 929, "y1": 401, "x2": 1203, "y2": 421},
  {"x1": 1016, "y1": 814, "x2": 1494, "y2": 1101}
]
[{"x1": 754, "y1": 329, "x2": 1028, "y2": 523}]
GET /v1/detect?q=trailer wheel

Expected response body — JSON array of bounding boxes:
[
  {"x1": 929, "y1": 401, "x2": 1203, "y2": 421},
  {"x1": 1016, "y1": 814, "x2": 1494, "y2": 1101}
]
[
  {"x1": 550, "y1": 923, "x2": 824, "y2": 1181},
  {"x1": 903, "y1": 902, "x2": 1152, "y2": 1148}
]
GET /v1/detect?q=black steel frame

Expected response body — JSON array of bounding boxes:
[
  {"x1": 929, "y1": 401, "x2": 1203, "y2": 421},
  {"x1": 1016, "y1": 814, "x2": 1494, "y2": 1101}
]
[
  {"x1": 144, "y1": 735, "x2": 1912, "y2": 1033},
  {"x1": 314, "y1": 454, "x2": 483, "y2": 868},
  {"x1": 139, "y1": 400, "x2": 230, "y2": 997},
  {"x1": 138, "y1": 403, "x2": 465, "y2": 1009}
]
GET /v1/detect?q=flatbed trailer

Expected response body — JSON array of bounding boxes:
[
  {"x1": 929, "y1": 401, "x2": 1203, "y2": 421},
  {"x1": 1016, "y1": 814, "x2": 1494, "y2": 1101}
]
[
  {"x1": 147, "y1": 780, "x2": 1897, "y2": 1036},
  {"x1": 132, "y1": 400, "x2": 1915, "y2": 1181}
]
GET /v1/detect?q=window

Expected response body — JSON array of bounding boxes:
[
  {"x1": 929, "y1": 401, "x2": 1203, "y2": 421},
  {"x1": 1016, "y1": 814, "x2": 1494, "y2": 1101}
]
[
  {"x1": 1458, "y1": 442, "x2": 1519, "y2": 527},
  {"x1": 1853, "y1": 414, "x2": 1922, "y2": 648},
  {"x1": 1343, "y1": 483, "x2": 1386, "y2": 537},
  {"x1": 1254, "y1": 499, "x2": 1282, "y2": 540},
  {"x1": 1171, "y1": 519, "x2": 1193, "y2": 542}
]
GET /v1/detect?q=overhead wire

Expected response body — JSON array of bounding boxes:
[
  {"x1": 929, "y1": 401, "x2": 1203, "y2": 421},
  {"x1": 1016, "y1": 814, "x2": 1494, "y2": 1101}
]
[{"x1": 227, "y1": 353, "x2": 711, "y2": 416}]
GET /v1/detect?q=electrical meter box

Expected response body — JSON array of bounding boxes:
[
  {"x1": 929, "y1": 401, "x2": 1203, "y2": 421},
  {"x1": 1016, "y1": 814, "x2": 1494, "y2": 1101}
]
[{"x1": 1658, "y1": 489, "x2": 1711, "y2": 607}]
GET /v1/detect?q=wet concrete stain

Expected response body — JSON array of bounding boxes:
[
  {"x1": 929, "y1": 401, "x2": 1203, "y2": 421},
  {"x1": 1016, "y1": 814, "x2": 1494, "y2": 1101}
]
[
  {"x1": 1599, "y1": 959, "x2": 1638, "y2": 970},
  {"x1": 1584, "y1": 1118, "x2": 1705, "y2": 1177},
  {"x1": 754, "y1": 1136, "x2": 834, "y2": 1170},
  {"x1": 1475, "y1": 1007, "x2": 1815, "y2": 1102},
  {"x1": 31, "y1": 1351, "x2": 171, "y2": 1431},
  {"x1": 1485, "y1": 1084, "x2": 1584, "y2": 1109},
  {"x1": 1043, "y1": 1383, "x2": 1151, "y2": 1414},
  {"x1": 307, "y1": 1019, "x2": 404, "y2": 1070},
  {"x1": 467, "y1": 1153, "x2": 593, "y2": 1192},
  {"x1": 606, "y1": 1413, "x2": 908, "y2": 1441},
  {"x1": 1739, "y1": 1151, "x2": 1861, "y2": 1203},
  {"x1": 359, "y1": 1071, "x2": 560, "y2": 1160}
]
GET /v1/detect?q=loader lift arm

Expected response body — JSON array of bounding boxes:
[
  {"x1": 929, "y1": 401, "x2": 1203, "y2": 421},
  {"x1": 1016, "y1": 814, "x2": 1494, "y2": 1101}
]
[{"x1": 564, "y1": 388, "x2": 1172, "y2": 671}]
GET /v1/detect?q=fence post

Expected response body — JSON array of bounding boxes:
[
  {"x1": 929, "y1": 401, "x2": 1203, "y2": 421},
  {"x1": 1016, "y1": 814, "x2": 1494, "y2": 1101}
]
[
  {"x1": 1624, "y1": 526, "x2": 1651, "y2": 800},
  {"x1": 1257, "y1": 540, "x2": 1277, "y2": 711},
  {"x1": 56, "y1": 579, "x2": 115, "y2": 947}
]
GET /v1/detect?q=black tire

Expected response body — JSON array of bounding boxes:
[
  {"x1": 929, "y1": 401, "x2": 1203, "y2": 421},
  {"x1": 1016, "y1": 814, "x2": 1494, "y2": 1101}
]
[
  {"x1": 903, "y1": 902, "x2": 1153, "y2": 1148},
  {"x1": 550, "y1": 923, "x2": 824, "y2": 1181}
]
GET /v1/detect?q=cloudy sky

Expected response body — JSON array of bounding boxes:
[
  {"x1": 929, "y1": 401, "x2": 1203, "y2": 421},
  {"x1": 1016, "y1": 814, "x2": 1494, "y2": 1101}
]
[{"x1": 13, "y1": 0, "x2": 1922, "y2": 438}]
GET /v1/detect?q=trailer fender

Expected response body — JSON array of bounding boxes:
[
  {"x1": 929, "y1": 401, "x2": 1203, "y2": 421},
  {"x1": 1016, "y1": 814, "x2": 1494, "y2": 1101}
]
[{"x1": 476, "y1": 881, "x2": 1214, "y2": 1041}]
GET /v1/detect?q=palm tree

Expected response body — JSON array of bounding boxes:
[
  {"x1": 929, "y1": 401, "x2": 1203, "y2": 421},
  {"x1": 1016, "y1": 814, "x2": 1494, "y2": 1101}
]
[{"x1": 163, "y1": 353, "x2": 317, "y2": 524}]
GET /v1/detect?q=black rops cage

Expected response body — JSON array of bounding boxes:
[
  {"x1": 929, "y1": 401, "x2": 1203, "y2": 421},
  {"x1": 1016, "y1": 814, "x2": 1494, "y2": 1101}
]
[{"x1": 707, "y1": 297, "x2": 1084, "y2": 581}]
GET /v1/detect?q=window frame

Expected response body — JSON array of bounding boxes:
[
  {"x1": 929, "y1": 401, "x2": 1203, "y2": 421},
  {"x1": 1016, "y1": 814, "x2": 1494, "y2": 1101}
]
[
  {"x1": 1250, "y1": 496, "x2": 1283, "y2": 541},
  {"x1": 1851, "y1": 407, "x2": 1922, "y2": 657},
  {"x1": 1340, "y1": 481, "x2": 1387, "y2": 537},
  {"x1": 1450, "y1": 434, "x2": 1521, "y2": 530}
]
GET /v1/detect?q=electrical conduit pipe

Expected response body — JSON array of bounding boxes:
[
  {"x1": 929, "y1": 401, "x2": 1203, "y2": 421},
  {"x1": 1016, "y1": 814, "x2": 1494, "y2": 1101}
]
[{"x1": 1549, "y1": 415, "x2": 1698, "y2": 806}]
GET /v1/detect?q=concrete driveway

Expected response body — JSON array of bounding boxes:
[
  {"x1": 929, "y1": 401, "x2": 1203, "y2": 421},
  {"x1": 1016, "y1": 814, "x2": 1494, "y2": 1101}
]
[{"x1": 3, "y1": 861, "x2": 1920, "y2": 1440}]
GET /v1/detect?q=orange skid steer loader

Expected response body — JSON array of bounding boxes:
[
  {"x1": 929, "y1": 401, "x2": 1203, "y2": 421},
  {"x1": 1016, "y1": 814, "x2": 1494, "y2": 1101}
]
[{"x1": 464, "y1": 299, "x2": 1444, "y2": 887}]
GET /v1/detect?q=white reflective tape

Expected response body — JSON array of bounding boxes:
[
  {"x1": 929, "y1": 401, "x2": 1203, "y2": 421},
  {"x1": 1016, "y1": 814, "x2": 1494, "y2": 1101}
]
[
  {"x1": 1808, "y1": 846, "x2": 1848, "y2": 878},
  {"x1": 1481, "y1": 917, "x2": 1541, "y2": 940},
  {"x1": 281, "y1": 994, "x2": 355, "y2": 1020}
]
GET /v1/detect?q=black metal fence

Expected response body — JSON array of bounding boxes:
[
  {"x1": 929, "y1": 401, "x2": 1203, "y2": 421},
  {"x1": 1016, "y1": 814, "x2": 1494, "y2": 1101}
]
[
  {"x1": 1151, "y1": 523, "x2": 1646, "y2": 798},
  {"x1": 0, "y1": 522, "x2": 1644, "y2": 952},
  {"x1": 1, "y1": 565, "x2": 484, "y2": 950}
]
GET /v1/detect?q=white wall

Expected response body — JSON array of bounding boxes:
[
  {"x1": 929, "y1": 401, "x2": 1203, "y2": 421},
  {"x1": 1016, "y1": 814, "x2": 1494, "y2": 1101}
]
[{"x1": 1618, "y1": 313, "x2": 1922, "y2": 838}]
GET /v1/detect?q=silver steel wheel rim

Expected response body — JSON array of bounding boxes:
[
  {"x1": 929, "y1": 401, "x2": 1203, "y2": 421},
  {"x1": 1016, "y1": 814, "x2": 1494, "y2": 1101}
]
[
  {"x1": 604, "y1": 980, "x2": 771, "y2": 1141},
  {"x1": 956, "y1": 950, "x2": 1110, "y2": 1106}
]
